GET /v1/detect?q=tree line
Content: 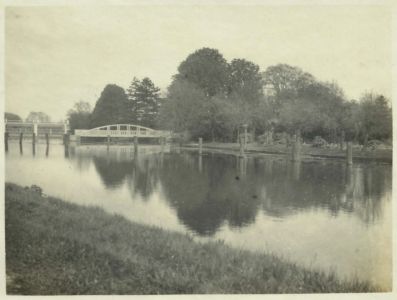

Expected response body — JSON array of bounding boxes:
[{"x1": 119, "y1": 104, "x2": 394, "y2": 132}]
[
  {"x1": 67, "y1": 76, "x2": 162, "y2": 132},
  {"x1": 5, "y1": 112, "x2": 52, "y2": 123},
  {"x1": 66, "y1": 47, "x2": 392, "y2": 146}
]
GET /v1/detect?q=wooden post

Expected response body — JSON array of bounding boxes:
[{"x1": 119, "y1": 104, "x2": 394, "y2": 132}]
[
  {"x1": 32, "y1": 132, "x2": 36, "y2": 156},
  {"x1": 339, "y1": 130, "x2": 345, "y2": 151},
  {"x1": 33, "y1": 121, "x2": 38, "y2": 137},
  {"x1": 64, "y1": 145, "x2": 69, "y2": 158},
  {"x1": 239, "y1": 156, "x2": 247, "y2": 178},
  {"x1": 292, "y1": 161, "x2": 301, "y2": 181},
  {"x1": 198, "y1": 155, "x2": 202, "y2": 173},
  {"x1": 63, "y1": 133, "x2": 70, "y2": 158},
  {"x1": 45, "y1": 133, "x2": 49, "y2": 146},
  {"x1": 344, "y1": 164, "x2": 354, "y2": 198},
  {"x1": 160, "y1": 136, "x2": 166, "y2": 152},
  {"x1": 107, "y1": 135, "x2": 110, "y2": 146},
  {"x1": 5, "y1": 132, "x2": 9, "y2": 152},
  {"x1": 62, "y1": 133, "x2": 70, "y2": 148},
  {"x1": 179, "y1": 133, "x2": 183, "y2": 148},
  {"x1": 239, "y1": 135, "x2": 245, "y2": 158},
  {"x1": 243, "y1": 124, "x2": 248, "y2": 151},
  {"x1": 134, "y1": 136, "x2": 138, "y2": 153},
  {"x1": 64, "y1": 122, "x2": 67, "y2": 134},
  {"x1": 19, "y1": 131, "x2": 23, "y2": 154},
  {"x1": 291, "y1": 139, "x2": 301, "y2": 162},
  {"x1": 199, "y1": 137, "x2": 203, "y2": 155},
  {"x1": 346, "y1": 141, "x2": 353, "y2": 165}
]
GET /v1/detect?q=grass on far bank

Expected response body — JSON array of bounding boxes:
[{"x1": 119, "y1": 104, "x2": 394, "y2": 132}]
[
  {"x1": 184, "y1": 141, "x2": 392, "y2": 162},
  {"x1": 5, "y1": 182, "x2": 380, "y2": 295}
]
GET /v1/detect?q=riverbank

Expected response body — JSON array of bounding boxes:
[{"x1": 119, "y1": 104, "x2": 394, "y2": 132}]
[
  {"x1": 183, "y1": 142, "x2": 392, "y2": 163},
  {"x1": 5, "y1": 183, "x2": 380, "y2": 294}
]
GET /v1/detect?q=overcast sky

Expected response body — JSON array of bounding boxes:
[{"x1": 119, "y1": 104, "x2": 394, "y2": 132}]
[{"x1": 6, "y1": 5, "x2": 392, "y2": 121}]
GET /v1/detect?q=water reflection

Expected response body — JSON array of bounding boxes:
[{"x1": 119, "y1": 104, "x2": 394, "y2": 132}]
[
  {"x1": 64, "y1": 145, "x2": 69, "y2": 158},
  {"x1": 62, "y1": 146, "x2": 391, "y2": 236},
  {"x1": 5, "y1": 143, "x2": 392, "y2": 288}
]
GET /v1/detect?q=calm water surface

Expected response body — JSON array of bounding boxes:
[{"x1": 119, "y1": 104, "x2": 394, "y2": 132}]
[{"x1": 5, "y1": 142, "x2": 392, "y2": 289}]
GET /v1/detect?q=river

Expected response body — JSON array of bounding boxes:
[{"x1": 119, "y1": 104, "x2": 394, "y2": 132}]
[{"x1": 5, "y1": 142, "x2": 392, "y2": 289}]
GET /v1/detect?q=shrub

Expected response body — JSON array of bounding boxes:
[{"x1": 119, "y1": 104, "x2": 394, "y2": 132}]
[{"x1": 312, "y1": 136, "x2": 327, "y2": 148}]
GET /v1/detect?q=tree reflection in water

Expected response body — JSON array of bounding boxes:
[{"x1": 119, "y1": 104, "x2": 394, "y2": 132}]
[{"x1": 72, "y1": 146, "x2": 391, "y2": 236}]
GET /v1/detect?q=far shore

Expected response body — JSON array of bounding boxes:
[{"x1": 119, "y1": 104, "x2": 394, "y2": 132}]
[{"x1": 182, "y1": 141, "x2": 392, "y2": 163}]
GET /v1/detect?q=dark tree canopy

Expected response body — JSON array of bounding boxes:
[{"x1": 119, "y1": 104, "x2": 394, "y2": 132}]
[
  {"x1": 126, "y1": 77, "x2": 161, "y2": 128},
  {"x1": 26, "y1": 111, "x2": 51, "y2": 123},
  {"x1": 176, "y1": 48, "x2": 229, "y2": 97},
  {"x1": 358, "y1": 93, "x2": 392, "y2": 143},
  {"x1": 67, "y1": 101, "x2": 92, "y2": 133},
  {"x1": 262, "y1": 64, "x2": 315, "y2": 97},
  {"x1": 90, "y1": 84, "x2": 130, "y2": 128},
  {"x1": 74, "y1": 48, "x2": 391, "y2": 145},
  {"x1": 159, "y1": 80, "x2": 206, "y2": 134},
  {"x1": 5, "y1": 112, "x2": 22, "y2": 122},
  {"x1": 228, "y1": 58, "x2": 264, "y2": 103}
]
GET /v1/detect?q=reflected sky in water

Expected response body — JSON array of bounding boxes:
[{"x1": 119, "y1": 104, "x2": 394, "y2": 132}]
[{"x1": 5, "y1": 142, "x2": 392, "y2": 289}]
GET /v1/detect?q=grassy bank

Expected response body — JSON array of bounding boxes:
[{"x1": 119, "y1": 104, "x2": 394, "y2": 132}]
[
  {"x1": 5, "y1": 183, "x2": 379, "y2": 294},
  {"x1": 183, "y1": 142, "x2": 392, "y2": 163}
]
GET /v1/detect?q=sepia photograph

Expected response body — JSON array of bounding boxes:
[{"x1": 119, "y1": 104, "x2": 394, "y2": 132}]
[{"x1": 2, "y1": 0, "x2": 395, "y2": 297}]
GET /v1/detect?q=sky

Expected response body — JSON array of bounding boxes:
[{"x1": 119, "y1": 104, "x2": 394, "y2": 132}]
[{"x1": 5, "y1": 5, "x2": 392, "y2": 121}]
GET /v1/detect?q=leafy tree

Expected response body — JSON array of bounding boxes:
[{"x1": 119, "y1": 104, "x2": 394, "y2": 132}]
[
  {"x1": 126, "y1": 77, "x2": 161, "y2": 128},
  {"x1": 278, "y1": 96, "x2": 325, "y2": 139},
  {"x1": 194, "y1": 94, "x2": 236, "y2": 142},
  {"x1": 90, "y1": 84, "x2": 130, "y2": 128},
  {"x1": 176, "y1": 48, "x2": 229, "y2": 97},
  {"x1": 161, "y1": 51, "x2": 393, "y2": 146},
  {"x1": 159, "y1": 79, "x2": 236, "y2": 141},
  {"x1": 67, "y1": 101, "x2": 92, "y2": 133},
  {"x1": 262, "y1": 64, "x2": 315, "y2": 97},
  {"x1": 228, "y1": 59, "x2": 267, "y2": 139},
  {"x1": 160, "y1": 48, "x2": 230, "y2": 141},
  {"x1": 294, "y1": 81, "x2": 346, "y2": 141},
  {"x1": 26, "y1": 111, "x2": 51, "y2": 123},
  {"x1": 159, "y1": 80, "x2": 205, "y2": 134},
  {"x1": 5, "y1": 112, "x2": 22, "y2": 122},
  {"x1": 262, "y1": 64, "x2": 315, "y2": 117},
  {"x1": 358, "y1": 93, "x2": 392, "y2": 144},
  {"x1": 228, "y1": 58, "x2": 264, "y2": 103},
  {"x1": 262, "y1": 64, "x2": 352, "y2": 142},
  {"x1": 340, "y1": 100, "x2": 361, "y2": 142}
]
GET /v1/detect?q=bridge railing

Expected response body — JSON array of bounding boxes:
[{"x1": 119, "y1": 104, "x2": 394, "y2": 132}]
[
  {"x1": 75, "y1": 128, "x2": 170, "y2": 138},
  {"x1": 5, "y1": 120, "x2": 69, "y2": 137}
]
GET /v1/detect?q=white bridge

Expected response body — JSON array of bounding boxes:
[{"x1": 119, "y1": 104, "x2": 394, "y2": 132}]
[{"x1": 75, "y1": 124, "x2": 170, "y2": 139}]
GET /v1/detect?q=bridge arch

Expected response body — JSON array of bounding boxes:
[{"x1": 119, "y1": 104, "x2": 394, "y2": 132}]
[
  {"x1": 91, "y1": 124, "x2": 157, "y2": 133},
  {"x1": 75, "y1": 124, "x2": 170, "y2": 139}
]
